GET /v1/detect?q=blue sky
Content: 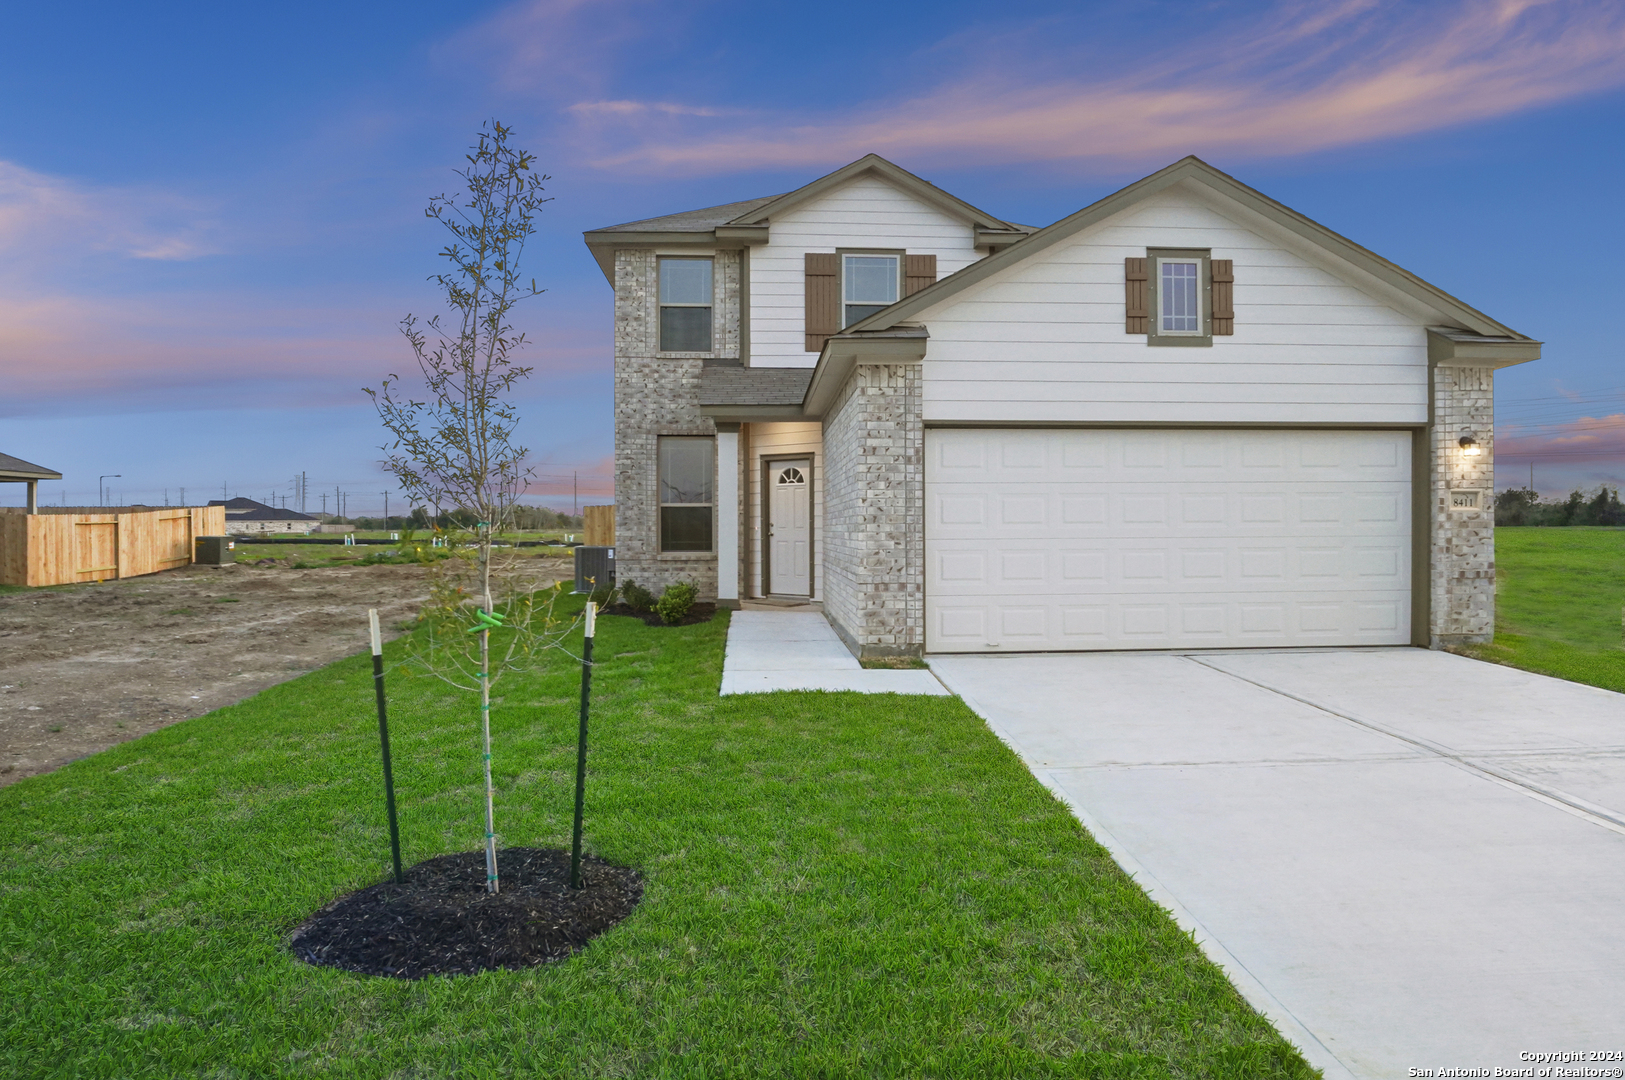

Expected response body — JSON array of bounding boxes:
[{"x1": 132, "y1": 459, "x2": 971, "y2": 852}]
[{"x1": 2, "y1": 0, "x2": 1623, "y2": 512}]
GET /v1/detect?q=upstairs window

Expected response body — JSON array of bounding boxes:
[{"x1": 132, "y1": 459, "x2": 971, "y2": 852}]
[
  {"x1": 658, "y1": 436, "x2": 714, "y2": 552},
  {"x1": 1158, "y1": 258, "x2": 1201, "y2": 334},
  {"x1": 659, "y1": 258, "x2": 713, "y2": 352},
  {"x1": 842, "y1": 254, "x2": 899, "y2": 328}
]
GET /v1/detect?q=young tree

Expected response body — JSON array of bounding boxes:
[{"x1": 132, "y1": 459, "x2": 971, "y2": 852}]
[{"x1": 367, "y1": 121, "x2": 578, "y2": 894}]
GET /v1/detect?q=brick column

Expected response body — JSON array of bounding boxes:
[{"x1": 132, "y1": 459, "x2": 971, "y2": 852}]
[
  {"x1": 821, "y1": 362, "x2": 923, "y2": 657},
  {"x1": 1430, "y1": 363, "x2": 1495, "y2": 646}
]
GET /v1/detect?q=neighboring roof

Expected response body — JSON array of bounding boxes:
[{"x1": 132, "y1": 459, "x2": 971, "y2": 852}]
[
  {"x1": 845, "y1": 155, "x2": 1536, "y2": 343},
  {"x1": 207, "y1": 497, "x2": 319, "y2": 522},
  {"x1": 593, "y1": 195, "x2": 784, "y2": 234},
  {"x1": 698, "y1": 364, "x2": 814, "y2": 406},
  {"x1": 0, "y1": 452, "x2": 62, "y2": 482}
]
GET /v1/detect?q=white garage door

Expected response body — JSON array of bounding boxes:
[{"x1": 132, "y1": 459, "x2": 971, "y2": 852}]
[{"x1": 926, "y1": 429, "x2": 1412, "y2": 652}]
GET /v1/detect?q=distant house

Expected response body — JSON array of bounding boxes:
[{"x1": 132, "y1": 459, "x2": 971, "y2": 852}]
[
  {"x1": 0, "y1": 452, "x2": 61, "y2": 513},
  {"x1": 208, "y1": 497, "x2": 320, "y2": 536}
]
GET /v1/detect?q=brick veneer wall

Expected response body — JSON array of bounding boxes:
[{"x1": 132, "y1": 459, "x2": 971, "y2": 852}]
[
  {"x1": 1429, "y1": 363, "x2": 1495, "y2": 646},
  {"x1": 611, "y1": 249, "x2": 741, "y2": 599},
  {"x1": 821, "y1": 363, "x2": 924, "y2": 658}
]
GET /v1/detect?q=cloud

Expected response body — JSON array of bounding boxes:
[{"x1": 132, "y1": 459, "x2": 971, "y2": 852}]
[
  {"x1": 0, "y1": 161, "x2": 217, "y2": 264},
  {"x1": 567, "y1": 100, "x2": 727, "y2": 118},
  {"x1": 1496, "y1": 413, "x2": 1625, "y2": 464},
  {"x1": 0, "y1": 289, "x2": 608, "y2": 419},
  {"x1": 437, "y1": 0, "x2": 659, "y2": 98},
  {"x1": 573, "y1": 0, "x2": 1625, "y2": 175},
  {"x1": 522, "y1": 452, "x2": 615, "y2": 500}
]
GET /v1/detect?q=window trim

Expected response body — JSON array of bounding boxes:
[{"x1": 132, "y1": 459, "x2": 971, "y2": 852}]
[
  {"x1": 657, "y1": 255, "x2": 715, "y2": 355},
  {"x1": 1145, "y1": 247, "x2": 1213, "y2": 348},
  {"x1": 657, "y1": 435, "x2": 715, "y2": 554},
  {"x1": 838, "y1": 249, "x2": 902, "y2": 329}
]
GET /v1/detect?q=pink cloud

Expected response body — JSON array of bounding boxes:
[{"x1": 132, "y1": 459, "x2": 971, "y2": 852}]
[
  {"x1": 1496, "y1": 413, "x2": 1625, "y2": 463},
  {"x1": 573, "y1": 0, "x2": 1625, "y2": 174},
  {"x1": 0, "y1": 161, "x2": 217, "y2": 263},
  {"x1": 0, "y1": 290, "x2": 608, "y2": 418},
  {"x1": 522, "y1": 453, "x2": 615, "y2": 500}
]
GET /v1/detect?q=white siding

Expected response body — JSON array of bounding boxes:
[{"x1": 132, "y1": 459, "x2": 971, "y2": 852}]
[
  {"x1": 749, "y1": 175, "x2": 982, "y2": 367},
  {"x1": 747, "y1": 422, "x2": 824, "y2": 599},
  {"x1": 916, "y1": 185, "x2": 1432, "y2": 425}
]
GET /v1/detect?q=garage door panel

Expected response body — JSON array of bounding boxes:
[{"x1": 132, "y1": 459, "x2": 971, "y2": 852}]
[
  {"x1": 926, "y1": 429, "x2": 1411, "y2": 651},
  {"x1": 930, "y1": 488, "x2": 1409, "y2": 539}
]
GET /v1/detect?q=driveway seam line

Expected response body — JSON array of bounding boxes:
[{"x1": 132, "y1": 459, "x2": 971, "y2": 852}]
[
  {"x1": 1181, "y1": 655, "x2": 1625, "y2": 838},
  {"x1": 928, "y1": 661, "x2": 1358, "y2": 1080}
]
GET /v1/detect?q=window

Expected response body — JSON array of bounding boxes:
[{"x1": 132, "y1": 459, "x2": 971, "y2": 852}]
[
  {"x1": 658, "y1": 437, "x2": 714, "y2": 552},
  {"x1": 842, "y1": 254, "x2": 898, "y2": 328},
  {"x1": 1159, "y1": 258, "x2": 1201, "y2": 333},
  {"x1": 659, "y1": 258, "x2": 712, "y2": 352}
]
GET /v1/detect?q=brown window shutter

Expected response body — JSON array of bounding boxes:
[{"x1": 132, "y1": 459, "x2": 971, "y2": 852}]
[
  {"x1": 1124, "y1": 257, "x2": 1148, "y2": 334},
  {"x1": 1210, "y1": 259, "x2": 1234, "y2": 336},
  {"x1": 903, "y1": 253, "x2": 937, "y2": 297},
  {"x1": 804, "y1": 253, "x2": 839, "y2": 352}
]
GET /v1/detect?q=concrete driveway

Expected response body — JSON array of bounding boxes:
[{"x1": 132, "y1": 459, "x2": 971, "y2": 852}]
[{"x1": 929, "y1": 648, "x2": 1625, "y2": 1080}]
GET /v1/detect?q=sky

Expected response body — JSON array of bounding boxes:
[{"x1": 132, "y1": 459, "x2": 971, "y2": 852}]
[{"x1": 2, "y1": 0, "x2": 1623, "y2": 514}]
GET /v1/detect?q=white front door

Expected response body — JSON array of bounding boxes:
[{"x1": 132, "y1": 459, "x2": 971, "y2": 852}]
[
  {"x1": 768, "y1": 459, "x2": 811, "y2": 596},
  {"x1": 926, "y1": 428, "x2": 1412, "y2": 652}
]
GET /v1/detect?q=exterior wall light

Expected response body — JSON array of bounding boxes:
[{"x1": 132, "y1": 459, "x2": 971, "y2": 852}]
[{"x1": 1458, "y1": 434, "x2": 1482, "y2": 456}]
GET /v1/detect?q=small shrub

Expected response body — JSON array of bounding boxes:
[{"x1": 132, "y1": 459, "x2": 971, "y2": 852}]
[
  {"x1": 621, "y1": 580, "x2": 654, "y2": 613},
  {"x1": 654, "y1": 581, "x2": 698, "y2": 625}
]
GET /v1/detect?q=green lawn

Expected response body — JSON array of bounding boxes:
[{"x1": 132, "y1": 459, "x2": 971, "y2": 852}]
[
  {"x1": 1458, "y1": 527, "x2": 1625, "y2": 693},
  {"x1": 0, "y1": 600, "x2": 1314, "y2": 1078}
]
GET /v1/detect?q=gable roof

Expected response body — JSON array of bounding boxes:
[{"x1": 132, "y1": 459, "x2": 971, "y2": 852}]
[
  {"x1": 582, "y1": 154, "x2": 1029, "y2": 282},
  {"x1": 845, "y1": 155, "x2": 1535, "y2": 342},
  {"x1": 722, "y1": 154, "x2": 1020, "y2": 232},
  {"x1": 207, "y1": 497, "x2": 319, "y2": 522}
]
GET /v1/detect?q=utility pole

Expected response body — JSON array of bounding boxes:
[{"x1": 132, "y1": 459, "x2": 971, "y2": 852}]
[
  {"x1": 573, "y1": 472, "x2": 578, "y2": 516},
  {"x1": 321, "y1": 492, "x2": 327, "y2": 516},
  {"x1": 223, "y1": 482, "x2": 228, "y2": 501},
  {"x1": 180, "y1": 486, "x2": 185, "y2": 507},
  {"x1": 382, "y1": 491, "x2": 389, "y2": 530},
  {"x1": 99, "y1": 475, "x2": 121, "y2": 507}
]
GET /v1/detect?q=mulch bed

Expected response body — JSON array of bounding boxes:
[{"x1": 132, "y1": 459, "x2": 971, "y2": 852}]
[
  {"x1": 288, "y1": 847, "x2": 643, "y2": 979},
  {"x1": 601, "y1": 602, "x2": 716, "y2": 627}
]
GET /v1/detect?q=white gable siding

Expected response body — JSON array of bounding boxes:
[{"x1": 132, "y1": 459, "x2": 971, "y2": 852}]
[
  {"x1": 750, "y1": 175, "x2": 982, "y2": 367},
  {"x1": 916, "y1": 187, "x2": 1431, "y2": 424}
]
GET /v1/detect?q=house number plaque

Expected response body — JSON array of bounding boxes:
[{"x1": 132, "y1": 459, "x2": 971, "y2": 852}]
[{"x1": 1449, "y1": 490, "x2": 1482, "y2": 511}]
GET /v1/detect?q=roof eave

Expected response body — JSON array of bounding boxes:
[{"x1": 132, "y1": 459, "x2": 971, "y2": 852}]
[{"x1": 802, "y1": 327, "x2": 929, "y2": 418}]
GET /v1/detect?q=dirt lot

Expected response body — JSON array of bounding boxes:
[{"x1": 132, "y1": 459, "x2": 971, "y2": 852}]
[{"x1": 0, "y1": 556, "x2": 569, "y2": 787}]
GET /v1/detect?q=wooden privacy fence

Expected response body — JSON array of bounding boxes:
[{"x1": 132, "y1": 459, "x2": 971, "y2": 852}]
[
  {"x1": 0, "y1": 505, "x2": 226, "y2": 587},
  {"x1": 582, "y1": 505, "x2": 615, "y2": 547}
]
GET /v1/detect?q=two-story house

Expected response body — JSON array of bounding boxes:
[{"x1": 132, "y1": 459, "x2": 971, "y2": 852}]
[{"x1": 584, "y1": 154, "x2": 1538, "y2": 659}]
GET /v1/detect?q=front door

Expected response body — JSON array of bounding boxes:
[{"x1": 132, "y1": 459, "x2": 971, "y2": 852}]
[{"x1": 768, "y1": 459, "x2": 811, "y2": 596}]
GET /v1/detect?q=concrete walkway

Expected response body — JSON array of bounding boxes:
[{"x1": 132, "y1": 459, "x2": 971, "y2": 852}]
[
  {"x1": 720, "y1": 610, "x2": 948, "y2": 695},
  {"x1": 930, "y1": 647, "x2": 1625, "y2": 1080}
]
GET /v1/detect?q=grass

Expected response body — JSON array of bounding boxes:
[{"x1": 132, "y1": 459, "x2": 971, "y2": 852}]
[
  {"x1": 1457, "y1": 526, "x2": 1625, "y2": 693},
  {"x1": 0, "y1": 599, "x2": 1313, "y2": 1078}
]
